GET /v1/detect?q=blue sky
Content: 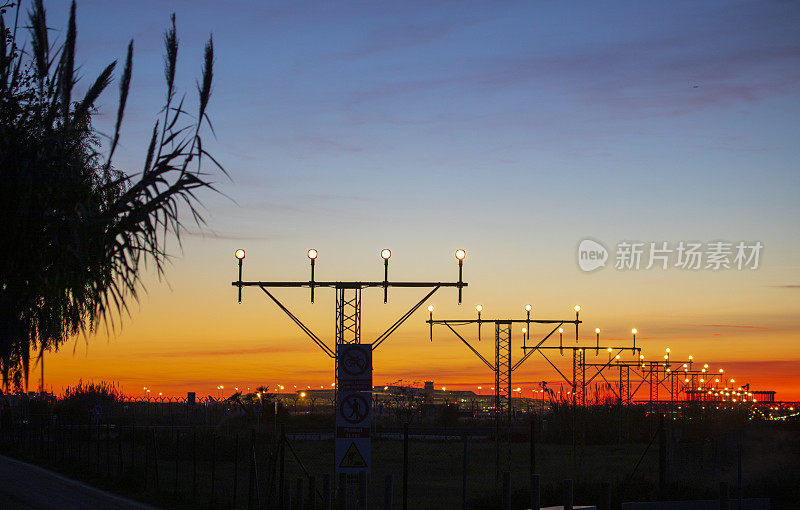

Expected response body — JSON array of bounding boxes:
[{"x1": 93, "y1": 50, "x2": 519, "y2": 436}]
[{"x1": 24, "y1": 1, "x2": 800, "y2": 395}]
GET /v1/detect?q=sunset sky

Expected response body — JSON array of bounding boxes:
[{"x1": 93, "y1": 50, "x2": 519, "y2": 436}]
[{"x1": 35, "y1": 1, "x2": 799, "y2": 399}]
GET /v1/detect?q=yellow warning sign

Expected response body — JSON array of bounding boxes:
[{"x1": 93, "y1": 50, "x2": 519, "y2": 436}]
[{"x1": 339, "y1": 442, "x2": 367, "y2": 468}]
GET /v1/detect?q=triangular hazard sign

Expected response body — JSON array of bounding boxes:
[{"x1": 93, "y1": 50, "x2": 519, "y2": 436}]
[{"x1": 339, "y1": 442, "x2": 367, "y2": 468}]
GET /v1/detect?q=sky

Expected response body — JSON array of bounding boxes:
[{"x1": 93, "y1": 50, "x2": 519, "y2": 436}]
[{"x1": 20, "y1": 1, "x2": 800, "y2": 399}]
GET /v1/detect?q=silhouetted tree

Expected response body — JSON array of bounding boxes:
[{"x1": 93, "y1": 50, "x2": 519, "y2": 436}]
[{"x1": 0, "y1": 1, "x2": 224, "y2": 390}]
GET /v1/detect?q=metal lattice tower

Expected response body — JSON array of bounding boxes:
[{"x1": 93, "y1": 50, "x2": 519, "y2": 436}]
[
  {"x1": 572, "y1": 349, "x2": 586, "y2": 407},
  {"x1": 336, "y1": 286, "x2": 362, "y2": 345},
  {"x1": 495, "y1": 322, "x2": 512, "y2": 424},
  {"x1": 620, "y1": 364, "x2": 630, "y2": 404}
]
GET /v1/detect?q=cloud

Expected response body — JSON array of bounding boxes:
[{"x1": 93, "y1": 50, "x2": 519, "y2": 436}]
[
  {"x1": 143, "y1": 345, "x2": 308, "y2": 358},
  {"x1": 771, "y1": 285, "x2": 800, "y2": 289},
  {"x1": 184, "y1": 229, "x2": 270, "y2": 241},
  {"x1": 701, "y1": 324, "x2": 770, "y2": 330}
]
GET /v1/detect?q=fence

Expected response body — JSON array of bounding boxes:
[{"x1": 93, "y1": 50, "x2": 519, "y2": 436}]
[{"x1": 0, "y1": 398, "x2": 792, "y2": 509}]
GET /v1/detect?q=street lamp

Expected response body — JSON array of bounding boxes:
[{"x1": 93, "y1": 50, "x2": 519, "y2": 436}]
[
  {"x1": 595, "y1": 328, "x2": 601, "y2": 354},
  {"x1": 235, "y1": 249, "x2": 246, "y2": 303},
  {"x1": 573, "y1": 305, "x2": 581, "y2": 343},
  {"x1": 476, "y1": 304, "x2": 483, "y2": 340},
  {"x1": 455, "y1": 249, "x2": 466, "y2": 303},
  {"x1": 631, "y1": 328, "x2": 637, "y2": 351},
  {"x1": 428, "y1": 305, "x2": 435, "y2": 341},
  {"x1": 307, "y1": 249, "x2": 318, "y2": 302},
  {"x1": 525, "y1": 304, "x2": 532, "y2": 342},
  {"x1": 381, "y1": 249, "x2": 391, "y2": 303}
]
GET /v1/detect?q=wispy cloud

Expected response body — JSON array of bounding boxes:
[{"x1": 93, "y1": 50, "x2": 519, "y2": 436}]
[
  {"x1": 771, "y1": 285, "x2": 800, "y2": 289},
  {"x1": 143, "y1": 345, "x2": 308, "y2": 358},
  {"x1": 184, "y1": 229, "x2": 270, "y2": 241},
  {"x1": 701, "y1": 324, "x2": 770, "y2": 330}
]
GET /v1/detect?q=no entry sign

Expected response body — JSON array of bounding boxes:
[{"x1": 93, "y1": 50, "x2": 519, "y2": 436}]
[{"x1": 335, "y1": 344, "x2": 372, "y2": 474}]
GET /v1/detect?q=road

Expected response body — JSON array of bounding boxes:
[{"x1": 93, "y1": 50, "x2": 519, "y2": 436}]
[{"x1": 0, "y1": 454, "x2": 157, "y2": 509}]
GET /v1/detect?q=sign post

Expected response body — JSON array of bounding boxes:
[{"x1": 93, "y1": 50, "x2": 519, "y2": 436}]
[{"x1": 336, "y1": 344, "x2": 372, "y2": 474}]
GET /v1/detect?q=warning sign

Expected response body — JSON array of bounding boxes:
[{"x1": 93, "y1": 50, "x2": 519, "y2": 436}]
[
  {"x1": 337, "y1": 344, "x2": 372, "y2": 391},
  {"x1": 336, "y1": 344, "x2": 371, "y2": 474},
  {"x1": 339, "y1": 393, "x2": 369, "y2": 424},
  {"x1": 339, "y1": 442, "x2": 367, "y2": 468}
]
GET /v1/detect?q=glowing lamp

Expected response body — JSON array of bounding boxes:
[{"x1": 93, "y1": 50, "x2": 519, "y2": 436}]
[
  {"x1": 307, "y1": 249, "x2": 318, "y2": 260},
  {"x1": 235, "y1": 249, "x2": 246, "y2": 260},
  {"x1": 381, "y1": 249, "x2": 391, "y2": 260},
  {"x1": 455, "y1": 249, "x2": 466, "y2": 261}
]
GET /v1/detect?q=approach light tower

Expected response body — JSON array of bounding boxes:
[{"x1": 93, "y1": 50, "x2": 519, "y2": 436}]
[{"x1": 232, "y1": 248, "x2": 467, "y2": 375}]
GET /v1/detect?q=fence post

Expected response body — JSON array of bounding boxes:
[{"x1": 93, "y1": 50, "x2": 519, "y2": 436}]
[
  {"x1": 86, "y1": 425, "x2": 91, "y2": 471},
  {"x1": 357, "y1": 471, "x2": 367, "y2": 510},
  {"x1": 174, "y1": 427, "x2": 180, "y2": 498},
  {"x1": 403, "y1": 423, "x2": 409, "y2": 510},
  {"x1": 210, "y1": 432, "x2": 217, "y2": 507},
  {"x1": 248, "y1": 430, "x2": 256, "y2": 509},
  {"x1": 530, "y1": 418, "x2": 536, "y2": 475},
  {"x1": 152, "y1": 427, "x2": 159, "y2": 489},
  {"x1": 563, "y1": 479, "x2": 574, "y2": 510},
  {"x1": 131, "y1": 421, "x2": 136, "y2": 470},
  {"x1": 233, "y1": 432, "x2": 239, "y2": 509},
  {"x1": 338, "y1": 472, "x2": 347, "y2": 510},
  {"x1": 601, "y1": 481, "x2": 611, "y2": 510},
  {"x1": 96, "y1": 422, "x2": 101, "y2": 472},
  {"x1": 719, "y1": 481, "x2": 729, "y2": 510},
  {"x1": 737, "y1": 437, "x2": 743, "y2": 510},
  {"x1": 117, "y1": 423, "x2": 123, "y2": 477},
  {"x1": 658, "y1": 413, "x2": 666, "y2": 498},
  {"x1": 530, "y1": 474, "x2": 540, "y2": 510},
  {"x1": 143, "y1": 427, "x2": 149, "y2": 488},
  {"x1": 323, "y1": 473, "x2": 332, "y2": 510},
  {"x1": 462, "y1": 433, "x2": 468, "y2": 510},
  {"x1": 192, "y1": 428, "x2": 197, "y2": 501},
  {"x1": 384, "y1": 474, "x2": 393, "y2": 510},
  {"x1": 309, "y1": 475, "x2": 317, "y2": 510},
  {"x1": 106, "y1": 423, "x2": 110, "y2": 476},
  {"x1": 280, "y1": 424, "x2": 287, "y2": 510},
  {"x1": 283, "y1": 478, "x2": 292, "y2": 510},
  {"x1": 502, "y1": 471, "x2": 511, "y2": 510},
  {"x1": 296, "y1": 477, "x2": 305, "y2": 510}
]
